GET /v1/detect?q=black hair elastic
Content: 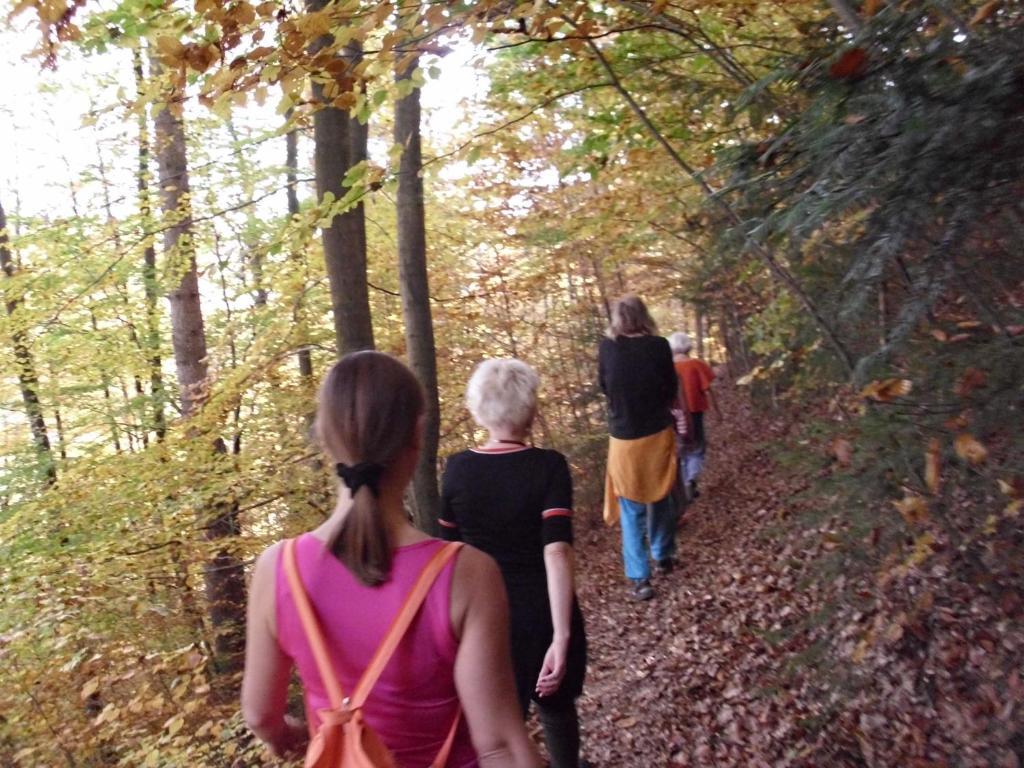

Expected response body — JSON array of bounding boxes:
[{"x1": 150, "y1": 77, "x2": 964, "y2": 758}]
[{"x1": 336, "y1": 462, "x2": 384, "y2": 497}]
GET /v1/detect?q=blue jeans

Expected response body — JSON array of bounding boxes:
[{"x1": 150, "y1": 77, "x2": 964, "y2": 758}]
[
  {"x1": 619, "y1": 495, "x2": 678, "y2": 581},
  {"x1": 683, "y1": 411, "x2": 707, "y2": 484}
]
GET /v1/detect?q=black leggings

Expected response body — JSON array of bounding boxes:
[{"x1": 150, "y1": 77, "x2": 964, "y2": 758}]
[{"x1": 534, "y1": 696, "x2": 581, "y2": 768}]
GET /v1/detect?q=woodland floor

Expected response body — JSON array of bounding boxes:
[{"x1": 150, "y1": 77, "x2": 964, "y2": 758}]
[
  {"x1": 559, "y1": 385, "x2": 1024, "y2": 768},
  {"x1": 566, "y1": 385, "x2": 801, "y2": 767}
]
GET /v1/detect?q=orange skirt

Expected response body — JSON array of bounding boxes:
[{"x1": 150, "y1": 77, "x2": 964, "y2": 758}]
[{"x1": 603, "y1": 427, "x2": 677, "y2": 526}]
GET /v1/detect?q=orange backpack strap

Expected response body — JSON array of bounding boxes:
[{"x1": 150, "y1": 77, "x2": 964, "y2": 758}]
[
  {"x1": 350, "y1": 542, "x2": 464, "y2": 708},
  {"x1": 283, "y1": 537, "x2": 346, "y2": 710},
  {"x1": 430, "y1": 709, "x2": 461, "y2": 768}
]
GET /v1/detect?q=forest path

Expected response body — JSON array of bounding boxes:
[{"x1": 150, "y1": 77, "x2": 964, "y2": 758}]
[{"x1": 570, "y1": 384, "x2": 809, "y2": 767}]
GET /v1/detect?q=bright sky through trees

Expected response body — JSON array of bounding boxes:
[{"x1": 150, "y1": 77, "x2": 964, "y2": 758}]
[{"x1": 0, "y1": 22, "x2": 486, "y2": 217}]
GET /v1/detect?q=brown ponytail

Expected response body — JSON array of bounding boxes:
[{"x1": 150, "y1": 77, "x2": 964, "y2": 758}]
[{"x1": 315, "y1": 352, "x2": 425, "y2": 586}]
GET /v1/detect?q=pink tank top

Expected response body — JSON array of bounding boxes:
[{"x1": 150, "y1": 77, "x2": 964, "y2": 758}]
[{"x1": 275, "y1": 534, "x2": 477, "y2": 767}]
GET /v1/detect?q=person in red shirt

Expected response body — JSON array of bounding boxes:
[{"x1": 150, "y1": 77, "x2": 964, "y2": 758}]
[{"x1": 668, "y1": 332, "x2": 721, "y2": 500}]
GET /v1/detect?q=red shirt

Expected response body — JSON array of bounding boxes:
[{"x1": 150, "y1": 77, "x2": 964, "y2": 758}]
[{"x1": 675, "y1": 358, "x2": 715, "y2": 413}]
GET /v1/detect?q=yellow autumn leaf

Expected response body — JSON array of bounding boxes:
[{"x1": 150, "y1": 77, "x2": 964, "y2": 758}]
[
  {"x1": 470, "y1": 23, "x2": 488, "y2": 45},
  {"x1": 997, "y1": 477, "x2": 1023, "y2": 498},
  {"x1": 80, "y1": 677, "x2": 100, "y2": 700},
  {"x1": 954, "y1": 433, "x2": 988, "y2": 465},
  {"x1": 969, "y1": 1, "x2": 1001, "y2": 27},
  {"x1": 892, "y1": 494, "x2": 929, "y2": 526},
  {"x1": 166, "y1": 715, "x2": 184, "y2": 735},
  {"x1": 925, "y1": 438, "x2": 941, "y2": 494},
  {"x1": 884, "y1": 619, "x2": 904, "y2": 644},
  {"x1": 860, "y1": 378, "x2": 912, "y2": 402},
  {"x1": 424, "y1": 5, "x2": 445, "y2": 26},
  {"x1": 155, "y1": 35, "x2": 184, "y2": 61},
  {"x1": 1005, "y1": 500, "x2": 1022, "y2": 519},
  {"x1": 851, "y1": 634, "x2": 872, "y2": 663},
  {"x1": 144, "y1": 749, "x2": 159, "y2": 768},
  {"x1": 831, "y1": 437, "x2": 853, "y2": 466},
  {"x1": 905, "y1": 532, "x2": 935, "y2": 568}
]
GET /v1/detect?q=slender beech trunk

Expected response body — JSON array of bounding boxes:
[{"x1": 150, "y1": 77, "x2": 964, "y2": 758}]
[
  {"x1": 695, "y1": 303, "x2": 705, "y2": 359},
  {"x1": 52, "y1": 404, "x2": 67, "y2": 461},
  {"x1": 307, "y1": 3, "x2": 374, "y2": 355},
  {"x1": 286, "y1": 121, "x2": 314, "y2": 382},
  {"x1": 212, "y1": 231, "x2": 243, "y2": 456},
  {"x1": 589, "y1": 255, "x2": 612, "y2": 321},
  {"x1": 715, "y1": 309, "x2": 734, "y2": 376},
  {"x1": 94, "y1": 140, "x2": 147, "y2": 449},
  {"x1": 727, "y1": 303, "x2": 753, "y2": 374},
  {"x1": 90, "y1": 310, "x2": 123, "y2": 453},
  {"x1": 134, "y1": 49, "x2": 166, "y2": 442},
  {"x1": 227, "y1": 120, "x2": 268, "y2": 308},
  {"x1": 395, "y1": 53, "x2": 441, "y2": 532},
  {"x1": 345, "y1": 39, "x2": 370, "y2": 333},
  {"x1": 0, "y1": 199, "x2": 56, "y2": 485},
  {"x1": 828, "y1": 0, "x2": 863, "y2": 31},
  {"x1": 152, "y1": 60, "x2": 245, "y2": 676}
]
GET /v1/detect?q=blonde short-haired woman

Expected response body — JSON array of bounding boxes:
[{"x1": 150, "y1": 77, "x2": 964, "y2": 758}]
[{"x1": 441, "y1": 358, "x2": 588, "y2": 768}]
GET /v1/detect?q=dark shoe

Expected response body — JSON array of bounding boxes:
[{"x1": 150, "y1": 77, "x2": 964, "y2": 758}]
[
  {"x1": 631, "y1": 579, "x2": 654, "y2": 601},
  {"x1": 655, "y1": 558, "x2": 675, "y2": 575},
  {"x1": 688, "y1": 481, "x2": 700, "y2": 500}
]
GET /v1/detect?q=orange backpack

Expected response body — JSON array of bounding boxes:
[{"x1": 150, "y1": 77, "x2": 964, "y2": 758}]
[{"x1": 283, "y1": 539, "x2": 464, "y2": 768}]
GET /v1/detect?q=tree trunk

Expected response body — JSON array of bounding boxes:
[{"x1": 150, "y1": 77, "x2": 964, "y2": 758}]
[
  {"x1": 90, "y1": 310, "x2": 123, "y2": 453},
  {"x1": 285, "y1": 118, "x2": 314, "y2": 382},
  {"x1": 0, "y1": 198, "x2": 56, "y2": 485},
  {"x1": 395, "y1": 54, "x2": 441, "y2": 533},
  {"x1": 227, "y1": 119, "x2": 269, "y2": 309},
  {"x1": 52, "y1": 404, "x2": 67, "y2": 462},
  {"x1": 727, "y1": 303, "x2": 753, "y2": 374},
  {"x1": 152, "y1": 60, "x2": 245, "y2": 676},
  {"x1": 828, "y1": 0, "x2": 863, "y2": 31},
  {"x1": 135, "y1": 49, "x2": 166, "y2": 442},
  {"x1": 695, "y1": 303, "x2": 705, "y2": 359},
  {"x1": 307, "y1": 6, "x2": 374, "y2": 356}
]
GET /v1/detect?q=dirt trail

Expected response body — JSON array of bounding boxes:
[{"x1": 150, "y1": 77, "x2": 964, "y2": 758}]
[
  {"x1": 572, "y1": 385, "x2": 805, "y2": 766},
  {"x1": 569, "y1": 380, "x2": 1024, "y2": 768}
]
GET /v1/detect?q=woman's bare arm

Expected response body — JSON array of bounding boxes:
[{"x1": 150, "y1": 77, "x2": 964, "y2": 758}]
[
  {"x1": 451, "y1": 547, "x2": 542, "y2": 768},
  {"x1": 240, "y1": 542, "x2": 306, "y2": 757},
  {"x1": 536, "y1": 542, "x2": 574, "y2": 697}
]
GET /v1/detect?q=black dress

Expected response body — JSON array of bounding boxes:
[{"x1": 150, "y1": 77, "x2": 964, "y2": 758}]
[{"x1": 439, "y1": 445, "x2": 587, "y2": 712}]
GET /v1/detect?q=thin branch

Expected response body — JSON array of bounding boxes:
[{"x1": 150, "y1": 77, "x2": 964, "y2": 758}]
[
  {"x1": 584, "y1": 35, "x2": 856, "y2": 374},
  {"x1": 422, "y1": 81, "x2": 613, "y2": 170}
]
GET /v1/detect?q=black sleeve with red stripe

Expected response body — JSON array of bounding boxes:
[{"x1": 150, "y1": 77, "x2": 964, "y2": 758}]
[
  {"x1": 438, "y1": 461, "x2": 462, "y2": 542},
  {"x1": 541, "y1": 452, "x2": 574, "y2": 546}
]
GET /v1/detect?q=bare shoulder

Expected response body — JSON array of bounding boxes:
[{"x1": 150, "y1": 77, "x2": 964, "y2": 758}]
[
  {"x1": 452, "y1": 543, "x2": 501, "y2": 585},
  {"x1": 449, "y1": 544, "x2": 503, "y2": 639},
  {"x1": 253, "y1": 540, "x2": 285, "y2": 583},
  {"x1": 248, "y1": 540, "x2": 286, "y2": 638}
]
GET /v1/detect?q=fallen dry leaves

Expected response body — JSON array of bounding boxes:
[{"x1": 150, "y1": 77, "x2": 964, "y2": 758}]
[{"x1": 571, "y1": 384, "x2": 1024, "y2": 767}]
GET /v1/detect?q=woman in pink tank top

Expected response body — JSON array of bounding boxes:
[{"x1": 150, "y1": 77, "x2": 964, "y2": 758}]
[{"x1": 241, "y1": 352, "x2": 541, "y2": 768}]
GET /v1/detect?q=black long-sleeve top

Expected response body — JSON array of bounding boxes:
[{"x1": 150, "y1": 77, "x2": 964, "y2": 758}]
[{"x1": 598, "y1": 334, "x2": 677, "y2": 439}]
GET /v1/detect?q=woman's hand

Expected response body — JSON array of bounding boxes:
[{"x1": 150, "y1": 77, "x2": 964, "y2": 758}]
[
  {"x1": 276, "y1": 714, "x2": 308, "y2": 758},
  {"x1": 535, "y1": 636, "x2": 569, "y2": 697}
]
